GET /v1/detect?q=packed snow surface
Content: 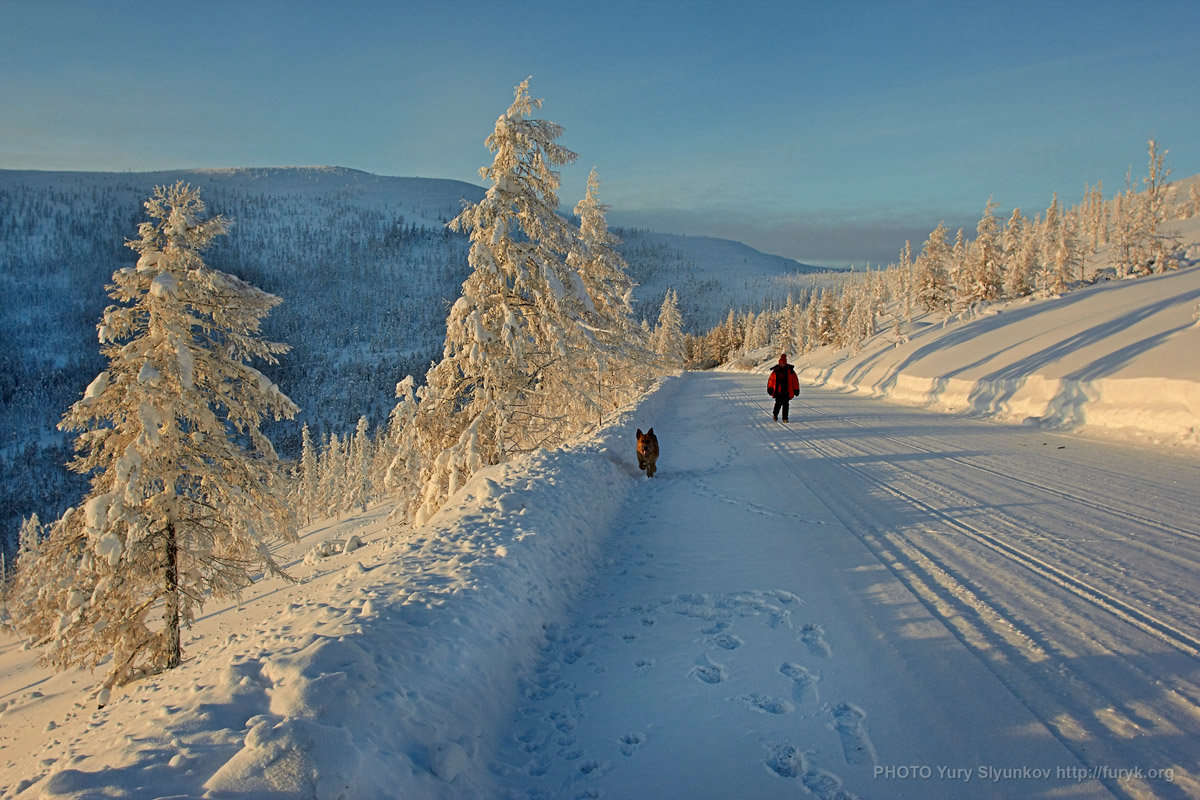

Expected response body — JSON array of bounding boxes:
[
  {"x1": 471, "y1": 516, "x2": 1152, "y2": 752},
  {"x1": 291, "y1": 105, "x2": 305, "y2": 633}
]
[{"x1": 4, "y1": 261, "x2": 1200, "y2": 799}]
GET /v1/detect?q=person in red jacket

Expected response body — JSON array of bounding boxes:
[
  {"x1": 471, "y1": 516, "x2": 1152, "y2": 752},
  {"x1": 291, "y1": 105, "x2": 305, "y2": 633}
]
[{"x1": 767, "y1": 353, "x2": 800, "y2": 422}]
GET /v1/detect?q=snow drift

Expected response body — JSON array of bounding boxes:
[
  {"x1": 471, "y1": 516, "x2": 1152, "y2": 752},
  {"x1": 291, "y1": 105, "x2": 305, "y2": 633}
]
[
  {"x1": 0, "y1": 384, "x2": 668, "y2": 799},
  {"x1": 793, "y1": 218, "x2": 1200, "y2": 449}
]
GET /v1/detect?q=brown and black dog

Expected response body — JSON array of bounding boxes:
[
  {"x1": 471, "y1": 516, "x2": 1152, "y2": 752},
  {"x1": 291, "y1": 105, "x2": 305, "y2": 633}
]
[{"x1": 636, "y1": 428, "x2": 659, "y2": 478}]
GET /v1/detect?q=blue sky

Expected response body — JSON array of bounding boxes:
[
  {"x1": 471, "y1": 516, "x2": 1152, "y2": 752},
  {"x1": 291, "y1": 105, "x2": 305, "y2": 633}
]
[{"x1": 2, "y1": 0, "x2": 1198, "y2": 266}]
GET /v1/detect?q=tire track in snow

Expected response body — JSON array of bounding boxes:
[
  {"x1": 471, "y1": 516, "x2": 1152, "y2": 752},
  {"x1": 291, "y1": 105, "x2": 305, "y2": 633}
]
[
  {"x1": 795, "y1": 396, "x2": 1200, "y2": 615},
  {"x1": 789, "y1": 393, "x2": 1200, "y2": 662},
  {"x1": 745, "y1": 379, "x2": 1200, "y2": 798},
  {"x1": 885, "y1": 478, "x2": 1200, "y2": 660},
  {"x1": 847, "y1": 406, "x2": 1200, "y2": 545}
]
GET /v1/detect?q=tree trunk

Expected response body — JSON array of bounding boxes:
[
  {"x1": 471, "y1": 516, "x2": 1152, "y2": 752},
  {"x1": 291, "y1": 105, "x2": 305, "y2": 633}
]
[{"x1": 163, "y1": 520, "x2": 181, "y2": 669}]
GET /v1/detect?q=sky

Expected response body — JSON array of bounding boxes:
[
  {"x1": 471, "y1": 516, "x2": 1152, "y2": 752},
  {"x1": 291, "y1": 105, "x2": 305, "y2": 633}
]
[{"x1": 2, "y1": 0, "x2": 1198, "y2": 267}]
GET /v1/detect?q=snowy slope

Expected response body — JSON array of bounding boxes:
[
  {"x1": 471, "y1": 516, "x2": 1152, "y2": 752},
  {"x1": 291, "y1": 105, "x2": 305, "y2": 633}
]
[
  {"x1": 0, "y1": 166, "x2": 829, "y2": 554},
  {"x1": 0, "y1": 406, "x2": 648, "y2": 798},
  {"x1": 0, "y1": 167, "x2": 481, "y2": 228},
  {"x1": 615, "y1": 229, "x2": 829, "y2": 329},
  {"x1": 3, "y1": 244, "x2": 1200, "y2": 799},
  {"x1": 790, "y1": 216, "x2": 1200, "y2": 449}
]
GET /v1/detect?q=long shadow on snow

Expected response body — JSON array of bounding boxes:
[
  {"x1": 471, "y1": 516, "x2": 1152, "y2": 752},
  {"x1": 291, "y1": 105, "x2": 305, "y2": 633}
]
[{"x1": 964, "y1": 288, "x2": 1200, "y2": 425}]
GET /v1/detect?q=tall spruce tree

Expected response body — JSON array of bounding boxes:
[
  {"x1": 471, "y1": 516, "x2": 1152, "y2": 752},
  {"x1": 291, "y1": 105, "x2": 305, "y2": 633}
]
[
  {"x1": 651, "y1": 289, "x2": 686, "y2": 368},
  {"x1": 568, "y1": 168, "x2": 654, "y2": 418},
  {"x1": 10, "y1": 184, "x2": 298, "y2": 689},
  {"x1": 406, "y1": 79, "x2": 589, "y2": 524},
  {"x1": 914, "y1": 221, "x2": 952, "y2": 313},
  {"x1": 960, "y1": 198, "x2": 1003, "y2": 309},
  {"x1": 1141, "y1": 138, "x2": 1180, "y2": 273}
]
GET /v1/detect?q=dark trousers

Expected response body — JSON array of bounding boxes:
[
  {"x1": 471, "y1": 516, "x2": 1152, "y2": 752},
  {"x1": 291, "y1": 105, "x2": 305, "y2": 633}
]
[{"x1": 773, "y1": 396, "x2": 790, "y2": 421}]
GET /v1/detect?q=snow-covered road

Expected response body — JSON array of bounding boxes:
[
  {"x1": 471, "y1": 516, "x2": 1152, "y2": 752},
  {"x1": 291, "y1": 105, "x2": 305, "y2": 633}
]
[
  {"x1": 5, "y1": 369, "x2": 1198, "y2": 800},
  {"x1": 488, "y1": 370, "x2": 1200, "y2": 800}
]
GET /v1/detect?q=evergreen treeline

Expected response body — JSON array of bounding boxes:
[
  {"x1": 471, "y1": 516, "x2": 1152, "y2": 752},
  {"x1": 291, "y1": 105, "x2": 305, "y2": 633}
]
[
  {"x1": 0, "y1": 171, "x2": 476, "y2": 553},
  {"x1": 2, "y1": 81, "x2": 681, "y2": 689},
  {"x1": 0, "y1": 169, "x2": 813, "y2": 554},
  {"x1": 688, "y1": 141, "x2": 1198, "y2": 367}
]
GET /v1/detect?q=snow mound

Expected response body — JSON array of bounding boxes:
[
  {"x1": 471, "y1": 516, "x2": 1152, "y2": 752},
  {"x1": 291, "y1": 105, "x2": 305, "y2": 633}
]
[{"x1": 795, "y1": 256, "x2": 1200, "y2": 449}]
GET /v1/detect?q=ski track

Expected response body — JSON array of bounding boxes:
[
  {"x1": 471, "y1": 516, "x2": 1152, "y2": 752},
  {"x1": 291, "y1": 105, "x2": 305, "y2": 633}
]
[{"x1": 490, "y1": 371, "x2": 1199, "y2": 800}]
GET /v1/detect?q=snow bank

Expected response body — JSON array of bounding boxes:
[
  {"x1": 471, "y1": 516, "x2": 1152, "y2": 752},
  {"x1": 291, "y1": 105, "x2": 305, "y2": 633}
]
[
  {"x1": 1, "y1": 382, "x2": 669, "y2": 799},
  {"x1": 202, "y1": 435, "x2": 641, "y2": 800},
  {"x1": 794, "y1": 259, "x2": 1200, "y2": 449}
]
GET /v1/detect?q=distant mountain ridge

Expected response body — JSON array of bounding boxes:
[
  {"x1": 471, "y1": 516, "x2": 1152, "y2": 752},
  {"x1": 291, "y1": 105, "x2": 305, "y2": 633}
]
[
  {"x1": 0, "y1": 166, "x2": 481, "y2": 216},
  {"x1": 0, "y1": 166, "x2": 829, "y2": 550}
]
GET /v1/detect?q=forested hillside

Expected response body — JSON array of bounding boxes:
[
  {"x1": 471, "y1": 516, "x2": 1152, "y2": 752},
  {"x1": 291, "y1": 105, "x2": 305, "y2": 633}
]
[{"x1": 0, "y1": 167, "x2": 825, "y2": 552}]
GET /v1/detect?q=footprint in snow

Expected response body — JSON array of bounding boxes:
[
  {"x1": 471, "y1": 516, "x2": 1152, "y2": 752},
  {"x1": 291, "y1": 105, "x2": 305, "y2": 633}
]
[
  {"x1": 801, "y1": 623, "x2": 832, "y2": 658},
  {"x1": 690, "y1": 654, "x2": 726, "y2": 685},
  {"x1": 620, "y1": 731, "x2": 646, "y2": 756},
  {"x1": 525, "y1": 754, "x2": 551, "y2": 777},
  {"x1": 803, "y1": 767, "x2": 851, "y2": 799},
  {"x1": 739, "y1": 693, "x2": 794, "y2": 715},
  {"x1": 765, "y1": 741, "x2": 807, "y2": 779},
  {"x1": 780, "y1": 662, "x2": 820, "y2": 703},
  {"x1": 578, "y1": 759, "x2": 614, "y2": 779},
  {"x1": 832, "y1": 702, "x2": 878, "y2": 766},
  {"x1": 711, "y1": 632, "x2": 742, "y2": 650}
]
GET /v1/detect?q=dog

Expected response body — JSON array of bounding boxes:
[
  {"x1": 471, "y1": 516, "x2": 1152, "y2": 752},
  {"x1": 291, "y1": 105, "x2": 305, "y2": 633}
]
[{"x1": 636, "y1": 428, "x2": 659, "y2": 478}]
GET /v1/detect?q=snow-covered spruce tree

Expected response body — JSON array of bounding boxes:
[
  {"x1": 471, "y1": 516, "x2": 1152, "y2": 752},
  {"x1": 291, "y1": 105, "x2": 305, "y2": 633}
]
[
  {"x1": 405, "y1": 79, "x2": 592, "y2": 524},
  {"x1": 1039, "y1": 193, "x2": 1069, "y2": 294},
  {"x1": 959, "y1": 199, "x2": 1003, "y2": 311},
  {"x1": 17, "y1": 512, "x2": 43, "y2": 558},
  {"x1": 381, "y1": 375, "x2": 422, "y2": 516},
  {"x1": 776, "y1": 294, "x2": 799, "y2": 357},
  {"x1": 739, "y1": 310, "x2": 758, "y2": 353},
  {"x1": 814, "y1": 287, "x2": 840, "y2": 346},
  {"x1": 841, "y1": 279, "x2": 875, "y2": 353},
  {"x1": 297, "y1": 423, "x2": 319, "y2": 525},
  {"x1": 885, "y1": 262, "x2": 910, "y2": 347},
  {"x1": 10, "y1": 183, "x2": 298, "y2": 689},
  {"x1": 1055, "y1": 213, "x2": 1084, "y2": 287},
  {"x1": 1184, "y1": 185, "x2": 1200, "y2": 219},
  {"x1": 913, "y1": 221, "x2": 952, "y2": 313},
  {"x1": 705, "y1": 309, "x2": 741, "y2": 364},
  {"x1": 1081, "y1": 182, "x2": 1108, "y2": 250},
  {"x1": 1111, "y1": 171, "x2": 1141, "y2": 279},
  {"x1": 651, "y1": 289, "x2": 687, "y2": 368},
  {"x1": 1002, "y1": 208, "x2": 1034, "y2": 299},
  {"x1": 346, "y1": 416, "x2": 372, "y2": 513},
  {"x1": 568, "y1": 168, "x2": 656, "y2": 413},
  {"x1": 1140, "y1": 138, "x2": 1179, "y2": 274},
  {"x1": 948, "y1": 227, "x2": 968, "y2": 304},
  {"x1": 896, "y1": 240, "x2": 915, "y2": 322},
  {"x1": 318, "y1": 433, "x2": 345, "y2": 517}
]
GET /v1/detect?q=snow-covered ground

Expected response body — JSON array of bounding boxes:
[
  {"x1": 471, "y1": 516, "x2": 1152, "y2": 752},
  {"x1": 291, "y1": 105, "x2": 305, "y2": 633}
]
[
  {"x1": 792, "y1": 217, "x2": 1200, "y2": 451},
  {"x1": 4, "y1": 254, "x2": 1200, "y2": 799}
]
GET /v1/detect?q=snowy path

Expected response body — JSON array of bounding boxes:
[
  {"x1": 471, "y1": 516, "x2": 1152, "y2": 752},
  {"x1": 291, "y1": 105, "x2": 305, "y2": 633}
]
[{"x1": 487, "y1": 371, "x2": 1200, "y2": 800}]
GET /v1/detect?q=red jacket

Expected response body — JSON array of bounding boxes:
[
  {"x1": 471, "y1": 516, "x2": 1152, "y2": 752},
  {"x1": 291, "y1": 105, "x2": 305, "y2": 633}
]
[{"x1": 768, "y1": 362, "x2": 800, "y2": 399}]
